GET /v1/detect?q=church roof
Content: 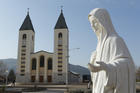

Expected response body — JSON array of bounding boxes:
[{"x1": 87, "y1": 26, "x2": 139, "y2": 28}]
[
  {"x1": 54, "y1": 11, "x2": 68, "y2": 29},
  {"x1": 19, "y1": 12, "x2": 34, "y2": 32}
]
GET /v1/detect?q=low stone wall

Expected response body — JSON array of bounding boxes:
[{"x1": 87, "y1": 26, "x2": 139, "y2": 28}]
[{"x1": 1, "y1": 83, "x2": 140, "y2": 93}]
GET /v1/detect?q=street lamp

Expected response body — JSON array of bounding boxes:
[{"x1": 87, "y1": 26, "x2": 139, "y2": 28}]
[
  {"x1": 66, "y1": 47, "x2": 80, "y2": 85},
  {"x1": 5, "y1": 70, "x2": 9, "y2": 85}
]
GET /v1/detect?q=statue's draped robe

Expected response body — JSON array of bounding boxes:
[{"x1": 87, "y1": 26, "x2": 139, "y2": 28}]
[{"x1": 90, "y1": 8, "x2": 136, "y2": 93}]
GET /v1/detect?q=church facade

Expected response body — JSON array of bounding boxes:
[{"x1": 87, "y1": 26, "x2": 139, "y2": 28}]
[{"x1": 16, "y1": 10, "x2": 69, "y2": 84}]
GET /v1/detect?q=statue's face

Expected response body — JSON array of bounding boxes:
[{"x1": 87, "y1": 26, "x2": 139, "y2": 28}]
[{"x1": 88, "y1": 15, "x2": 101, "y2": 33}]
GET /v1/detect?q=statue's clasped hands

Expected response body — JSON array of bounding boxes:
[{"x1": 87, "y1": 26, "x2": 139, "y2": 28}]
[{"x1": 88, "y1": 61, "x2": 107, "y2": 72}]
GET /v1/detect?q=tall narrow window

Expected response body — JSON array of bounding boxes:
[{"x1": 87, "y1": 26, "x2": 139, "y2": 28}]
[
  {"x1": 40, "y1": 56, "x2": 44, "y2": 67},
  {"x1": 22, "y1": 34, "x2": 27, "y2": 45},
  {"x1": 32, "y1": 35, "x2": 34, "y2": 41},
  {"x1": 58, "y1": 33, "x2": 62, "y2": 38},
  {"x1": 32, "y1": 58, "x2": 36, "y2": 70},
  {"x1": 22, "y1": 34, "x2": 27, "y2": 40},
  {"x1": 58, "y1": 33, "x2": 62, "y2": 45},
  {"x1": 48, "y1": 58, "x2": 52, "y2": 70}
]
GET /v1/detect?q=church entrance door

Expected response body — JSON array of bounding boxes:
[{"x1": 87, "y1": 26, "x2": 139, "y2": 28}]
[
  {"x1": 31, "y1": 76, "x2": 35, "y2": 82},
  {"x1": 39, "y1": 76, "x2": 44, "y2": 82},
  {"x1": 47, "y1": 76, "x2": 52, "y2": 82}
]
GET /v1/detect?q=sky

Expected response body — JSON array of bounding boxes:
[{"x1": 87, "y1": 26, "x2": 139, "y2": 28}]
[{"x1": 0, "y1": 0, "x2": 140, "y2": 67}]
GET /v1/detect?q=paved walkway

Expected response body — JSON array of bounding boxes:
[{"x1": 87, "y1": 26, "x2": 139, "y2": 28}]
[
  {"x1": 39, "y1": 88, "x2": 66, "y2": 93},
  {"x1": 22, "y1": 90, "x2": 65, "y2": 93},
  {"x1": 4, "y1": 87, "x2": 67, "y2": 93}
]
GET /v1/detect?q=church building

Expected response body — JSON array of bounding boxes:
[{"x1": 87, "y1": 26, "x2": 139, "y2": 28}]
[{"x1": 16, "y1": 10, "x2": 69, "y2": 84}]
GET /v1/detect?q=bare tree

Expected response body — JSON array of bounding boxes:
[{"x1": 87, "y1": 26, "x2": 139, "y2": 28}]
[{"x1": 0, "y1": 60, "x2": 7, "y2": 76}]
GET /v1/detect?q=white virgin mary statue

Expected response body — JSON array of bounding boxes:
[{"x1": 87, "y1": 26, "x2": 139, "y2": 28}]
[{"x1": 88, "y1": 8, "x2": 136, "y2": 93}]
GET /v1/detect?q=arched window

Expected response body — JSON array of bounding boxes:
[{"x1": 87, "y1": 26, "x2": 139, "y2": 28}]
[
  {"x1": 48, "y1": 58, "x2": 52, "y2": 70},
  {"x1": 22, "y1": 34, "x2": 27, "y2": 40},
  {"x1": 32, "y1": 58, "x2": 36, "y2": 70},
  {"x1": 58, "y1": 33, "x2": 62, "y2": 38},
  {"x1": 58, "y1": 33, "x2": 62, "y2": 45},
  {"x1": 32, "y1": 35, "x2": 34, "y2": 41},
  {"x1": 40, "y1": 56, "x2": 44, "y2": 67}
]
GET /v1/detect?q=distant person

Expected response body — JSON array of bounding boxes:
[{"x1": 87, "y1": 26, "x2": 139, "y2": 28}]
[
  {"x1": 87, "y1": 81, "x2": 92, "y2": 89},
  {"x1": 12, "y1": 79, "x2": 15, "y2": 87}
]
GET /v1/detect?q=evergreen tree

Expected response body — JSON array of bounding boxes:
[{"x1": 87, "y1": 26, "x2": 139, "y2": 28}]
[{"x1": 8, "y1": 69, "x2": 15, "y2": 82}]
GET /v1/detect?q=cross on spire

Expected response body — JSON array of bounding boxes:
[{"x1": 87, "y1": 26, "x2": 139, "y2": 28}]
[
  {"x1": 61, "y1": 6, "x2": 63, "y2": 13},
  {"x1": 27, "y1": 8, "x2": 30, "y2": 15},
  {"x1": 20, "y1": 8, "x2": 34, "y2": 31},
  {"x1": 55, "y1": 6, "x2": 67, "y2": 29}
]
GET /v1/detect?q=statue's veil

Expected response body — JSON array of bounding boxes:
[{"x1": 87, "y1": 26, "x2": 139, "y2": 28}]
[
  {"x1": 89, "y1": 8, "x2": 136, "y2": 93},
  {"x1": 89, "y1": 8, "x2": 118, "y2": 61},
  {"x1": 89, "y1": 8, "x2": 117, "y2": 37}
]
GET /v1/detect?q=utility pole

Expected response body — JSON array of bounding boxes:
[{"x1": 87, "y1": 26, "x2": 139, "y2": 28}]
[{"x1": 66, "y1": 47, "x2": 80, "y2": 85}]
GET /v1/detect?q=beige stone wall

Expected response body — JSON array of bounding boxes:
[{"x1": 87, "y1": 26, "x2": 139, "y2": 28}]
[
  {"x1": 16, "y1": 30, "x2": 35, "y2": 83},
  {"x1": 53, "y1": 28, "x2": 69, "y2": 84},
  {"x1": 30, "y1": 51, "x2": 53, "y2": 83},
  {"x1": 16, "y1": 22, "x2": 69, "y2": 84}
]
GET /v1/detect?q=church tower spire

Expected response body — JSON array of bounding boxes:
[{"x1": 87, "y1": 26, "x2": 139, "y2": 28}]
[
  {"x1": 16, "y1": 9, "x2": 35, "y2": 83},
  {"x1": 19, "y1": 9, "x2": 34, "y2": 32},
  {"x1": 54, "y1": 8, "x2": 68, "y2": 29},
  {"x1": 53, "y1": 8, "x2": 69, "y2": 84}
]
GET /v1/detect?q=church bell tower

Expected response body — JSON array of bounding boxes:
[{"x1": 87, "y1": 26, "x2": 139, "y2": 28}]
[
  {"x1": 16, "y1": 11, "x2": 35, "y2": 83},
  {"x1": 53, "y1": 9, "x2": 69, "y2": 84}
]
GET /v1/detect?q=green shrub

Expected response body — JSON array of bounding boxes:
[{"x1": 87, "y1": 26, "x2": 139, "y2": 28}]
[
  {"x1": 0, "y1": 85, "x2": 6, "y2": 92},
  {"x1": 68, "y1": 89, "x2": 92, "y2": 93},
  {"x1": 85, "y1": 89, "x2": 92, "y2": 93},
  {"x1": 69, "y1": 89, "x2": 84, "y2": 93}
]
